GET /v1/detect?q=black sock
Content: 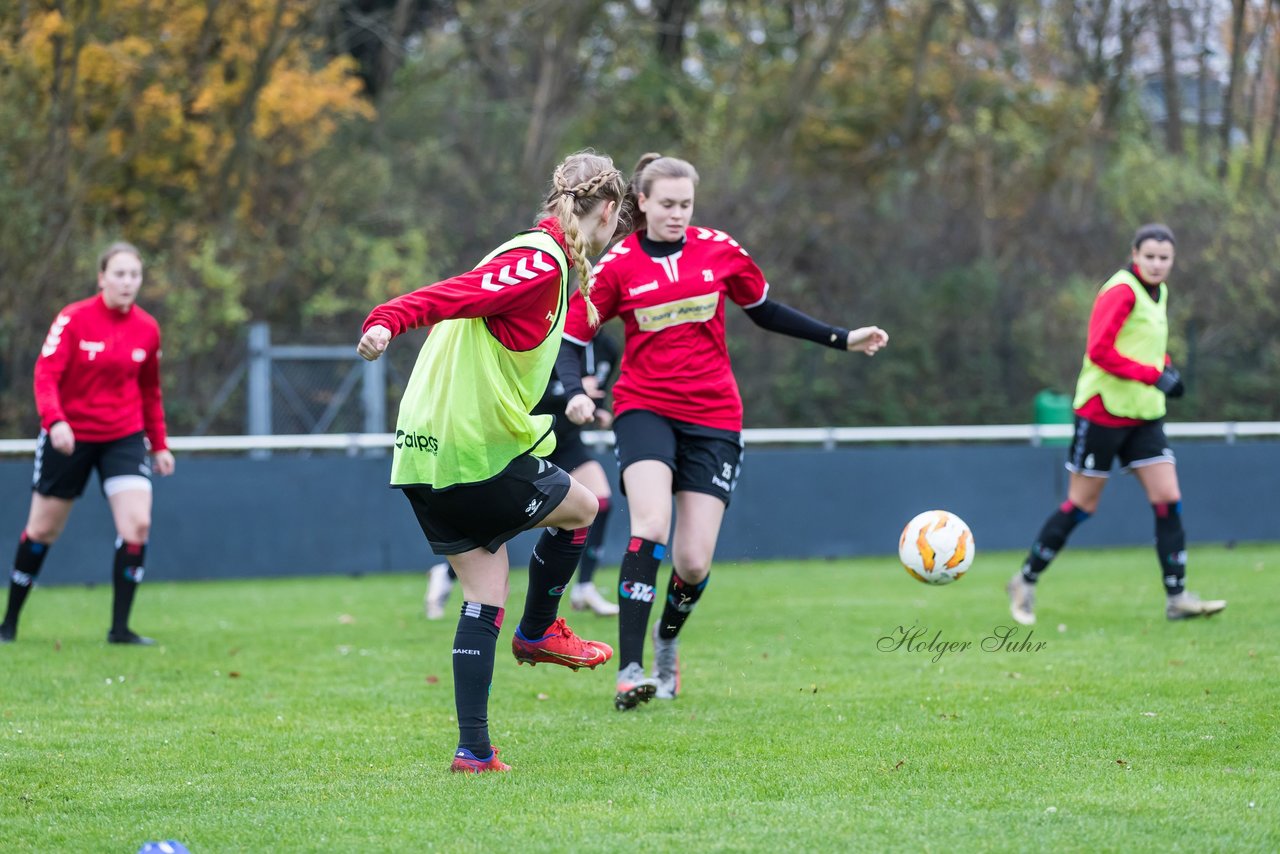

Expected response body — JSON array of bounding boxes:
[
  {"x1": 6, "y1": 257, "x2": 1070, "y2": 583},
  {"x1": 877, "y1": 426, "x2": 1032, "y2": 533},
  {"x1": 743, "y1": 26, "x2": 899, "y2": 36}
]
[
  {"x1": 657, "y1": 570, "x2": 708, "y2": 640},
  {"x1": 1154, "y1": 501, "x2": 1187, "y2": 596},
  {"x1": 3, "y1": 532, "x2": 51, "y2": 629},
  {"x1": 518, "y1": 526, "x2": 587, "y2": 640},
  {"x1": 453, "y1": 602, "x2": 503, "y2": 758},
  {"x1": 616, "y1": 537, "x2": 665, "y2": 669},
  {"x1": 110, "y1": 539, "x2": 146, "y2": 634},
  {"x1": 1021, "y1": 501, "x2": 1090, "y2": 583},
  {"x1": 576, "y1": 496, "x2": 611, "y2": 586}
]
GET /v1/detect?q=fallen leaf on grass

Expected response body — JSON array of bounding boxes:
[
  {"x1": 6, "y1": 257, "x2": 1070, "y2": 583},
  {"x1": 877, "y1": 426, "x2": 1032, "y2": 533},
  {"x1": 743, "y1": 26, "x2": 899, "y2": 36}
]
[
  {"x1": 425, "y1": 675, "x2": 439, "y2": 684},
  {"x1": 228, "y1": 672, "x2": 241, "y2": 678}
]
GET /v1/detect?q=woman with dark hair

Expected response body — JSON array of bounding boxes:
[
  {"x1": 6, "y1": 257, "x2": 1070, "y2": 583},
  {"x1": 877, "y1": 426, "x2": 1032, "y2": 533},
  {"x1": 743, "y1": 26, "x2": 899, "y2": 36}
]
[{"x1": 1007, "y1": 223, "x2": 1226, "y2": 626}]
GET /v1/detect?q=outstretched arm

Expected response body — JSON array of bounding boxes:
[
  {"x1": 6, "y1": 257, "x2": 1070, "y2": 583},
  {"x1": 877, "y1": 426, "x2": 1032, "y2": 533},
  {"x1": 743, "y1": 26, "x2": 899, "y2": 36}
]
[{"x1": 743, "y1": 299, "x2": 888, "y2": 354}]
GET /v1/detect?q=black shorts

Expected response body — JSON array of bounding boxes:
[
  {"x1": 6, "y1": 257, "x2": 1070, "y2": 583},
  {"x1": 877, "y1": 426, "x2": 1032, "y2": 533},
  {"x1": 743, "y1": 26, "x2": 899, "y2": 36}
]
[
  {"x1": 612, "y1": 409, "x2": 743, "y2": 506},
  {"x1": 33, "y1": 430, "x2": 152, "y2": 500},
  {"x1": 545, "y1": 420, "x2": 595, "y2": 474},
  {"x1": 1066, "y1": 415, "x2": 1176, "y2": 478},
  {"x1": 403, "y1": 453, "x2": 572, "y2": 555}
]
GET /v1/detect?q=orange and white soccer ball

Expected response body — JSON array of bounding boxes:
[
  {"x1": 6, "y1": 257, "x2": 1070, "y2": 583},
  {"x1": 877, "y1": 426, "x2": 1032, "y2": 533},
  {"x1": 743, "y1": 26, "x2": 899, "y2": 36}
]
[{"x1": 898, "y1": 510, "x2": 975, "y2": 585}]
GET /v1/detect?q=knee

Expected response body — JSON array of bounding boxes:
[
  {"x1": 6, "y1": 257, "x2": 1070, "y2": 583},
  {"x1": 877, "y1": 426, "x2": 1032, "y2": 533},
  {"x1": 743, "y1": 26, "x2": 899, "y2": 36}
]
[
  {"x1": 673, "y1": 552, "x2": 711, "y2": 583},
  {"x1": 630, "y1": 518, "x2": 669, "y2": 544},
  {"x1": 120, "y1": 516, "x2": 151, "y2": 543},
  {"x1": 564, "y1": 492, "x2": 598, "y2": 531},
  {"x1": 1068, "y1": 494, "x2": 1101, "y2": 515},
  {"x1": 628, "y1": 500, "x2": 672, "y2": 542},
  {"x1": 25, "y1": 523, "x2": 62, "y2": 544}
]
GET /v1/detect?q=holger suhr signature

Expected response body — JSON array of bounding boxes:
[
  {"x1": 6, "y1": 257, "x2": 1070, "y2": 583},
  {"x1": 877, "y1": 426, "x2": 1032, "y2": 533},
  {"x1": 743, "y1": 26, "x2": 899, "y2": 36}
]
[{"x1": 877, "y1": 625, "x2": 1047, "y2": 663}]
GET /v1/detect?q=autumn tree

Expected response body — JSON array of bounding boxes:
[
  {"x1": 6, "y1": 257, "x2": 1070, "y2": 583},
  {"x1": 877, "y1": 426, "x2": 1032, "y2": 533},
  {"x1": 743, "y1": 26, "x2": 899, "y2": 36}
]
[{"x1": 0, "y1": 0, "x2": 373, "y2": 434}]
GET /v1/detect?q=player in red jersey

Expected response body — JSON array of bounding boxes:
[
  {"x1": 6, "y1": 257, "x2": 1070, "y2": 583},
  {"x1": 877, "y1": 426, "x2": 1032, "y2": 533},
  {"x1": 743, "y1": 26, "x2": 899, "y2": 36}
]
[
  {"x1": 1006, "y1": 224, "x2": 1226, "y2": 626},
  {"x1": 1, "y1": 242, "x2": 174, "y2": 646},
  {"x1": 554, "y1": 154, "x2": 889, "y2": 710}
]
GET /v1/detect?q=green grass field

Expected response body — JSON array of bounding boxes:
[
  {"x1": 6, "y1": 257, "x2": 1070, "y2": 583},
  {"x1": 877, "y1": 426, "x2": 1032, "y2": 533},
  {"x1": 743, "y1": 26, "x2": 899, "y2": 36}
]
[{"x1": 2, "y1": 544, "x2": 1277, "y2": 853}]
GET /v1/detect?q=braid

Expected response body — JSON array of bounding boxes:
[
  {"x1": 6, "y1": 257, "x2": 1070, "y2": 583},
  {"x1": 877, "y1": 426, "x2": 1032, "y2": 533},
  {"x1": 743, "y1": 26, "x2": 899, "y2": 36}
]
[
  {"x1": 544, "y1": 153, "x2": 624, "y2": 328},
  {"x1": 563, "y1": 209, "x2": 600, "y2": 327}
]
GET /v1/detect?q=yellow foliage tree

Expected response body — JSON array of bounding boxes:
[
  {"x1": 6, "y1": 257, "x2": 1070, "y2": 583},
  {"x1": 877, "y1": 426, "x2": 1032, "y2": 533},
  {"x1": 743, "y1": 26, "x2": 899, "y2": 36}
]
[{"x1": 0, "y1": 0, "x2": 373, "y2": 434}]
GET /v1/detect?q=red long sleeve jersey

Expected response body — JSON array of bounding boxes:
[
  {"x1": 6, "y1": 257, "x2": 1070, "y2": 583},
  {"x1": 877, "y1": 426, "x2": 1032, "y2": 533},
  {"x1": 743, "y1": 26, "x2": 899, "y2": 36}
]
[
  {"x1": 1075, "y1": 266, "x2": 1169, "y2": 427},
  {"x1": 362, "y1": 221, "x2": 569, "y2": 350},
  {"x1": 564, "y1": 227, "x2": 769, "y2": 432},
  {"x1": 34, "y1": 295, "x2": 168, "y2": 449}
]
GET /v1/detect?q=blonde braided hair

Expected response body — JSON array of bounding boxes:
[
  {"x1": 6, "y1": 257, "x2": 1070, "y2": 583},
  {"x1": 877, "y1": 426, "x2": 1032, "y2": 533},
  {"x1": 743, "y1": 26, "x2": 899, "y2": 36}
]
[{"x1": 541, "y1": 151, "x2": 626, "y2": 327}]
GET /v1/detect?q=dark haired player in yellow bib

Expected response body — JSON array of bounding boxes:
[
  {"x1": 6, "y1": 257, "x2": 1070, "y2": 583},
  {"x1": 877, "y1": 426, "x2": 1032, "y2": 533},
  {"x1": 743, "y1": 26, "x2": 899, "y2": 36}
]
[
  {"x1": 357, "y1": 151, "x2": 625, "y2": 773},
  {"x1": 1007, "y1": 224, "x2": 1226, "y2": 625}
]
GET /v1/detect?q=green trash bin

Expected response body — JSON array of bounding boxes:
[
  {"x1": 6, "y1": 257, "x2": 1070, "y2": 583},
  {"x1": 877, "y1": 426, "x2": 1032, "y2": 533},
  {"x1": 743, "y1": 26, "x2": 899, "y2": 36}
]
[{"x1": 1033, "y1": 389, "x2": 1073, "y2": 446}]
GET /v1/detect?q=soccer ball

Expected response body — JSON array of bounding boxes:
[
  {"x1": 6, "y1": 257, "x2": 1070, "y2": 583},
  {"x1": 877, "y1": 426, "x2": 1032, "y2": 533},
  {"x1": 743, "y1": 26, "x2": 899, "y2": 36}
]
[{"x1": 898, "y1": 510, "x2": 975, "y2": 585}]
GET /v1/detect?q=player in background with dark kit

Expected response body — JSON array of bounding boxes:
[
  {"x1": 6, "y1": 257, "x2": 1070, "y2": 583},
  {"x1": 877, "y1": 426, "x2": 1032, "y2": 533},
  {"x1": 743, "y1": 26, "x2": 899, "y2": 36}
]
[
  {"x1": 540, "y1": 333, "x2": 622, "y2": 616},
  {"x1": 357, "y1": 150, "x2": 625, "y2": 773},
  {"x1": 1007, "y1": 224, "x2": 1226, "y2": 625},
  {"x1": 1, "y1": 242, "x2": 174, "y2": 646},
  {"x1": 556, "y1": 154, "x2": 889, "y2": 711},
  {"x1": 424, "y1": 333, "x2": 623, "y2": 619}
]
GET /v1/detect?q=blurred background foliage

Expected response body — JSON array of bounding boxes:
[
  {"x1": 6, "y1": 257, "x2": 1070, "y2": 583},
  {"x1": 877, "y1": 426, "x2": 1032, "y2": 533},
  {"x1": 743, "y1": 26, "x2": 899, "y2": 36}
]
[{"x1": 2, "y1": 0, "x2": 1278, "y2": 434}]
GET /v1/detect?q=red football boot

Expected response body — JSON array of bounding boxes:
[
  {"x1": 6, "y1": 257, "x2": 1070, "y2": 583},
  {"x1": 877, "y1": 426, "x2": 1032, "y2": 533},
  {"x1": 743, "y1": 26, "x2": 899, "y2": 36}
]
[{"x1": 511, "y1": 617, "x2": 613, "y2": 670}]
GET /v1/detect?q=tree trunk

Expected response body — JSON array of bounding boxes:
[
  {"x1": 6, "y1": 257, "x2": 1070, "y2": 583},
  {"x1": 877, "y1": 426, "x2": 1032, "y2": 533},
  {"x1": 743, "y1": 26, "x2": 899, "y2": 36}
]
[
  {"x1": 213, "y1": 0, "x2": 290, "y2": 230},
  {"x1": 375, "y1": 0, "x2": 418, "y2": 104},
  {"x1": 1196, "y1": 0, "x2": 1212, "y2": 169},
  {"x1": 654, "y1": 0, "x2": 698, "y2": 68},
  {"x1": 1243, "y1": 0, "x2": 1276, "y2": 153},
  {"x1": 1154, "y1": 0, "x2": 1183, "y2": 154},
  {"x1": 1262, "y1": 46, "x2": 1280, "y2": 177},
  {"x1": 901, "y1": 0, "x2": 950, "y2": 144},
  {"x1": 519, "y1": 3, "x2": 605, "y2": 183},
  {"x1": 1218, "y1": 0, "x2": 1247, "y2": 180}
]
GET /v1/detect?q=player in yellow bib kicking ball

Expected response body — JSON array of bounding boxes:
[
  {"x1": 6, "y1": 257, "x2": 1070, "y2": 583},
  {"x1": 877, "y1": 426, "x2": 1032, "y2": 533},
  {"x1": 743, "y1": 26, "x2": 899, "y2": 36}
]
[{"x1": 358, "y1": 150, "x2": 626, "y2": 772}]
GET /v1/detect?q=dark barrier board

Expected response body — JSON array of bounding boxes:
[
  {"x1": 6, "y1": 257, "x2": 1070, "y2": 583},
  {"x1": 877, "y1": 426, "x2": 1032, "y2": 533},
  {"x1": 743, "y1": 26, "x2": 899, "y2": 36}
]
[{"x1": 1, "y1": 442, "x2": 1274, "y2": 585}]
